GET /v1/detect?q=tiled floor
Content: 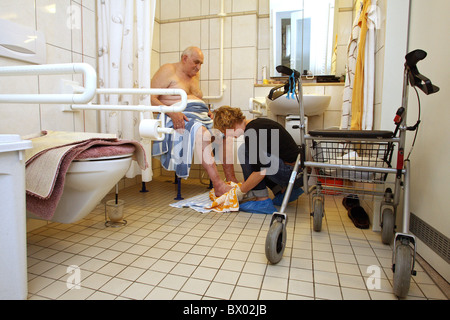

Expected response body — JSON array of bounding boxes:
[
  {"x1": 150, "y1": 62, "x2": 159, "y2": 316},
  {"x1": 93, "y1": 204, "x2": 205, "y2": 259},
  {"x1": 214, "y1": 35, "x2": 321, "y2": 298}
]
[{"x1": 26, "y1": 176, "x2": 447, "y2": 300}]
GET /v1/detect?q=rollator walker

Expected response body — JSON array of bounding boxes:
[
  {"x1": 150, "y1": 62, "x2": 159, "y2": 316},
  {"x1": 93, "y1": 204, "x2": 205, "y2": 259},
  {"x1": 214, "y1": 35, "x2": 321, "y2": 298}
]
[{"x1": 264, "y1": 49, "x2": 439, "y2": 298}]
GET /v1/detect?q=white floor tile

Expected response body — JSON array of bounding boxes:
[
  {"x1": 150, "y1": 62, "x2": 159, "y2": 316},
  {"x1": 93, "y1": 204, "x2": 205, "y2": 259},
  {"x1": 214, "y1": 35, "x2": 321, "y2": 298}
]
[{"x1": 25, "y1": 177, "x2": 447, "y2": 301}]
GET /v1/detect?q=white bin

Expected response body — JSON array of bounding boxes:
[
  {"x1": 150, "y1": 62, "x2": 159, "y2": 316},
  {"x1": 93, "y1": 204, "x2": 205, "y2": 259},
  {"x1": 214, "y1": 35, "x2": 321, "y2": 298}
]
[{"x1": 0, "y1": 134, "x2": 32, "y2": 300}]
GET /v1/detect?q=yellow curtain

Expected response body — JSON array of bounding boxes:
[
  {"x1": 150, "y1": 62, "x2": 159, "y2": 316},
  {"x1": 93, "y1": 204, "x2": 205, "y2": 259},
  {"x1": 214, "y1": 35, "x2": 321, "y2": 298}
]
[{"x1": 350, "y1": 0, "x2": 371, "y2": 130}]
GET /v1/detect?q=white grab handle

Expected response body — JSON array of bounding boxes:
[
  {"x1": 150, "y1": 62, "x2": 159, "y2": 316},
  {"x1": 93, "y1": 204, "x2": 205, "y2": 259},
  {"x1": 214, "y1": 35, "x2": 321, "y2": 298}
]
[{"x1": 0, "y1": 63, "x2": 97, "y2": 104}]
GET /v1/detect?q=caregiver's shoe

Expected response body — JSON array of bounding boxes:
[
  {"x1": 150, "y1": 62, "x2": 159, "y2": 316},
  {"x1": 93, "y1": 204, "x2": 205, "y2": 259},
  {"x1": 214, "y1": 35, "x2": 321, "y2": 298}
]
[
  {"x1": 239, "y1": 199, "x2": 277, "y2": 214},
  {"x1": 272, "y1": 187, "x2": 304, "y2": 206}
]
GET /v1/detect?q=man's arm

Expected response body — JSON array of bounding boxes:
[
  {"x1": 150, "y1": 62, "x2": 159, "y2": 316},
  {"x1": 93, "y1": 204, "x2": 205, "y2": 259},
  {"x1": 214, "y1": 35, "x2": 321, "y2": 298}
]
[{"x1": 151, "y1": 64, "x2": 187, "y2": 129}]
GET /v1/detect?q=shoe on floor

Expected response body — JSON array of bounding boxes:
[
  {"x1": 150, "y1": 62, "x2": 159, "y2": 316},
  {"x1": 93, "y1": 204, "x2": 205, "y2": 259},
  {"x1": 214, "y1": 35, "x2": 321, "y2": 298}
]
[
  {"x1": 342, "y1": 194, "x2": 360, "y2": 210},
  {"x1": 272, "y1": 187, "x2": 304, "y2": 206},
  {"x1": 348, "y1": 206, "x2": 370, "y2": 229},
  {"x1": 239, "y1": 199, "x2": 277, "y2": 214}
]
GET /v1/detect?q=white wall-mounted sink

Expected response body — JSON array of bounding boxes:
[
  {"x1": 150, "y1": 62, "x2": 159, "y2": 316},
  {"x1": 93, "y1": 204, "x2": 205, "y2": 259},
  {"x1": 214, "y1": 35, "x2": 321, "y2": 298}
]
[{"x1": 266, "y1": 94, "x2": 331, "y2": 117}]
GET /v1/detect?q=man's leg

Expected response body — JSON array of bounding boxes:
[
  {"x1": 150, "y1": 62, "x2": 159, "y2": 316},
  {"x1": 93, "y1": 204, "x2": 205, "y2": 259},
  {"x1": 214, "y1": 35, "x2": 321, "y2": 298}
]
[{"x1": 195, "y1": 126, "x2": 231, "y2": 196}]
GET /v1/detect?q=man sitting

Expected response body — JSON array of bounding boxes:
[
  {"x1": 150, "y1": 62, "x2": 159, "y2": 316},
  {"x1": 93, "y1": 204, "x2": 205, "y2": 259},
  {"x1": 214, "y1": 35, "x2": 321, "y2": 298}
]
[{"x1": 151, "y1": 47, "x2": 235, "y2": 196}]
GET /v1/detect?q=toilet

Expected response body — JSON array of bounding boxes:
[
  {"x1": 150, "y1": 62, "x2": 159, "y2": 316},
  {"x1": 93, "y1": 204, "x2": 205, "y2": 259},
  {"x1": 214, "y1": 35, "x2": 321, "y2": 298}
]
[{"x1": 27, "y1": 153, "x2": 133, "y2": 224}]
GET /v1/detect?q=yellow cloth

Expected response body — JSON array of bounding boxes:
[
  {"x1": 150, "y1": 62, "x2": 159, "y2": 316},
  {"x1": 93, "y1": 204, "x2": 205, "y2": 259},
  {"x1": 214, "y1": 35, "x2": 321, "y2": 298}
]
[
  {"x1": 351, "y1": 0, "x2": 371, "y2": 130},
  {"x1": 206, "y1": 182, "x2": 244, "y2": 213}
]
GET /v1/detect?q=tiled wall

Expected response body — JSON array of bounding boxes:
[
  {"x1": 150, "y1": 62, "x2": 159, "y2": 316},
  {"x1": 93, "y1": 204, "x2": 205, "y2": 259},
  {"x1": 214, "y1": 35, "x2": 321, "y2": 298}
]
[
  {"x1": 154, "y1": 0, "x2": 265, "y2": 115},
  {"x1": 0, "y1": 0, "x2": 97, "y2": 136}
]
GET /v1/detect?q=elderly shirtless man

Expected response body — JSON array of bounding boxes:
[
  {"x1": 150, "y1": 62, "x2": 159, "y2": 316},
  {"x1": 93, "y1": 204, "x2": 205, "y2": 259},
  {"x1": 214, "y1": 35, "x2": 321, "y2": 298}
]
[{"x1": 151, "y1": 47, "x2": 235, "y2": 196}]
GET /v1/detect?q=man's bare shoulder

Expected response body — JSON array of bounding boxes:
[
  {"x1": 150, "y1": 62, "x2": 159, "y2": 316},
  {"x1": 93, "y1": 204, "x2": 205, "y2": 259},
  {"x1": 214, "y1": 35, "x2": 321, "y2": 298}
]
[{"x1": 155, "y1": 63, "x2": 177, "y2": 77}]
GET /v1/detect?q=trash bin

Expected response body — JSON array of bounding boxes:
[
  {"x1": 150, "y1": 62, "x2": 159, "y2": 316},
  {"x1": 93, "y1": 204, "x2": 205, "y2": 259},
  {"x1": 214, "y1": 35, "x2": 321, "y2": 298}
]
[{"x1": 0, "y1": 134, "x2": 32, "y2": 300}]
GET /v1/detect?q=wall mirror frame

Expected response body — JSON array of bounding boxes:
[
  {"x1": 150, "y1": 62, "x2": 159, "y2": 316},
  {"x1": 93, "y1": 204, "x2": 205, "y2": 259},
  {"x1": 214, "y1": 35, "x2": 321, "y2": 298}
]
[{"x1": 269, "y1": 0, "x2": 337, "y2": 77}]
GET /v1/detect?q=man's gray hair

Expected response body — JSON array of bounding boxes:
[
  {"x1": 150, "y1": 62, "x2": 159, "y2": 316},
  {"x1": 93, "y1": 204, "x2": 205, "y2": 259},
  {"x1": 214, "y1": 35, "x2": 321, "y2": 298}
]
[{"x1": 181, "y1": 46, "x2": 199, "y2": 60}]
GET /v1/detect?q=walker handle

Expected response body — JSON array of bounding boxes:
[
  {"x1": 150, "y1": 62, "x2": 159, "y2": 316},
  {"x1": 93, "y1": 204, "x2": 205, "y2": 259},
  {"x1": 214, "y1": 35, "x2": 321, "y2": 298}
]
[
  {"x1": 405, "y1": 49, "x2": 427, "y2": 69},
  {"x1": 276, "y1": 65, "x2": 300, "y2": 79},
  {"x1": 405, "y1": 49, "x2": 440, "y2": 95}
]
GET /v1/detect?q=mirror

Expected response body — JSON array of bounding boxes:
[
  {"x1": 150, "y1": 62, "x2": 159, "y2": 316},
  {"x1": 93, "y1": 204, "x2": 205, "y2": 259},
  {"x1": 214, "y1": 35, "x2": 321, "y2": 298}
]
[{"x1": 270, "y1": 0, "x2": 336, "y2": 77}]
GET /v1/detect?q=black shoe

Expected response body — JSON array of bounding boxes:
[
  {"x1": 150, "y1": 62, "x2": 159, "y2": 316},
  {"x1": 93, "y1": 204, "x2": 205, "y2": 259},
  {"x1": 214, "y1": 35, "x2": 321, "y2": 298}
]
[
  {"x1": 348, "y1": 206, "x2": 370, "y2": 229},
  {"x1": 342, "y1": 194, "x2": 360, "y2": 210}
]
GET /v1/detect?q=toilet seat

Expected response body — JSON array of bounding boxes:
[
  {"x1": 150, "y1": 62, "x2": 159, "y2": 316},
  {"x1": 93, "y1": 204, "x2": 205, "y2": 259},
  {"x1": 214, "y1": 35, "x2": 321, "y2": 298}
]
[{"x1": 73, "y1": 153, "x2": 133, "y2": 162}]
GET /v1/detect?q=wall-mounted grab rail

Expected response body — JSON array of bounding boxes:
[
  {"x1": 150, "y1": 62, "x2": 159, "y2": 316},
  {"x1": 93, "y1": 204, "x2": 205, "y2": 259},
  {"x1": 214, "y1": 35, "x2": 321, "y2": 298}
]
[
  {"x1": 0, "y1": 62, "x2": 188, "y2": 114},
  {"x1": 71, "y1": 88, "x2": 187, "y2": 113},
  {"x1": 0, "y1": 63, "x2": 97, "y2": 104},
  {"x1": 0, "y1": 62, "x2": 188, "y2": 140}
]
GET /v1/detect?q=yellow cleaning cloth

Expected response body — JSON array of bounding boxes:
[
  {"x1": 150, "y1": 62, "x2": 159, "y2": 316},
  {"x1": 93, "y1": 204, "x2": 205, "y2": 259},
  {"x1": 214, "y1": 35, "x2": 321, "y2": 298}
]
[
  {"x1": 351, "y1": 0, "x2": 371, "y2": 130},
  {"x1": 206, "y1": 182, "x2": 244, "y2": 213}
]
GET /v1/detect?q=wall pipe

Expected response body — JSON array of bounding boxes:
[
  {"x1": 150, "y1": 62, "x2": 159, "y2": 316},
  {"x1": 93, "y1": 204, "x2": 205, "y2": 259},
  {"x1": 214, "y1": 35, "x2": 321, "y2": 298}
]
[{"x1": 202, "y1": 0, "x2": 225, "y2": 101}]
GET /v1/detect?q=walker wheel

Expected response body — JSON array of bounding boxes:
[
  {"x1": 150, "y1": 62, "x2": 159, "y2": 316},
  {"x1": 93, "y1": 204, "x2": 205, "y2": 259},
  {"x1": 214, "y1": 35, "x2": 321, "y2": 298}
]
[
  {"x1": 313, "y1": 198, "x2": 324, "y2": 232},
  {"x1": 265, "y1": 218, "x2": 286, "y2": 264},
  {"x1": 381, "y1": 207, "x2": 395, "y2": 244},
  {"x1": 393, "y1": 240, "x2": 413, "y2": 298}
]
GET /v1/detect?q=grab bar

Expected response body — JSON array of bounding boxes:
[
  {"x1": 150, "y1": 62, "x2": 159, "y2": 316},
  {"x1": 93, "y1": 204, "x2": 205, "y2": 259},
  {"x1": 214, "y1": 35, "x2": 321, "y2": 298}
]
[
  {"x1": 71, "y1": 88, "x2": 187, "y2": 113},
  {"x1": 0, "y1": 63, "x2": 97, "y2": 104},
  {"x1": 0, "y1": 62, "x2": 188, "y2": 113}
]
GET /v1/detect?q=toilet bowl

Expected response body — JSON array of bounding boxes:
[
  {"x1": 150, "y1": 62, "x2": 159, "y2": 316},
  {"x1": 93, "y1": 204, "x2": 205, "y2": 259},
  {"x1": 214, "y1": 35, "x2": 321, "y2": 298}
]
[{"x1": 27, "y1": 153, "x2": 132, "y2": 224}]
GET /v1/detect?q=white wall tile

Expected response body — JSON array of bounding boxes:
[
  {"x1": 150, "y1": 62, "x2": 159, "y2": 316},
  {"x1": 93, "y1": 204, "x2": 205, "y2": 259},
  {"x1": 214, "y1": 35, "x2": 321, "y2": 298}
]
[
  {"x1": 232, "y1": 0, "x2": 257, "y2": 12},
  {"x1": 259, "y1": 0, "x2": 269, "y2": 15},
  {"x1": 231, "y1": 47, "x2": 256, "y2": 79},
  {"x1": 208, "y1": 47, "x2": 231, "y2": 82},
  {"x1": 231, "y1": 15, "x2": 257, "y2": 48},
  {"x1": 36, "y1": 0, "x2": 72, "y2": 51},
  {"x1": 161, "y1": 0, "x2": 179, "y2": 20},
  {"x1": 71, "y1": 2, "x2": 83, "y2": 54},
  {"x1": 209, "y1": 17, "x2": 232, "y2": 50},
  {"x1": 231, "y1": 79, "x2": 254, "y2": 109},
  {"x1": 208, "y1": 49, "x2": 220, "y2": 80},
  {"x1": 0, "y1": 0, "x2": 36, "y2": 29},
  {"x1": 180, "y1": 20, "x2": 201, "y2": 50},
  {"x1": 81, "y1": 6, "x2": 96, "y2": 58},
  {"x1": 0, "y1": 57, "x2": 41, "y2": 135},
  {"x1": 153, "y1": 22, "x2": 161, "y2": 53},
  {"x1": 258, "y1": 17, "x2": 270, "y2": 50},
  {"x1": 180, "y1": 0, "x2": 201, "y2": 18},
  {"x1": 160, "y1": 52, "x2": 180, "y2": 66},
  {"x1": 200, "y1": 49, "x2": 209, "y2": 80},
  {"x1": 160, "y1": 23, "x2": 180, "y2": 52},
  {"x1": 337, "y1": 11, "x2": 352, "y2": 46},
  {"x1": 324, "y1": 86, "x2": 344, "y2": 111},
  {"x1": 200, "y1": 19, "x2": 210, "y2": 50}
]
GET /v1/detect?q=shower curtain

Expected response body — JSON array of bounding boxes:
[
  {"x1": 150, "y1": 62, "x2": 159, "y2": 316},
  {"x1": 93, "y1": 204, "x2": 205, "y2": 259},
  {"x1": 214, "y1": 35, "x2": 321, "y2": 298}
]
[{"x1": 97, "y1": 0, "x2": 156, "y2": 182}]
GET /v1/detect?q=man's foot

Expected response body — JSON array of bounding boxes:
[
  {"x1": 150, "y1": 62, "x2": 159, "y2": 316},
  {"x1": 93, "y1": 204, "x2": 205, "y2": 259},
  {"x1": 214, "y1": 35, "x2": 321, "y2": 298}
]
[{"x1": 214, "y1": 181, "x2": 232, "y2": 197}]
